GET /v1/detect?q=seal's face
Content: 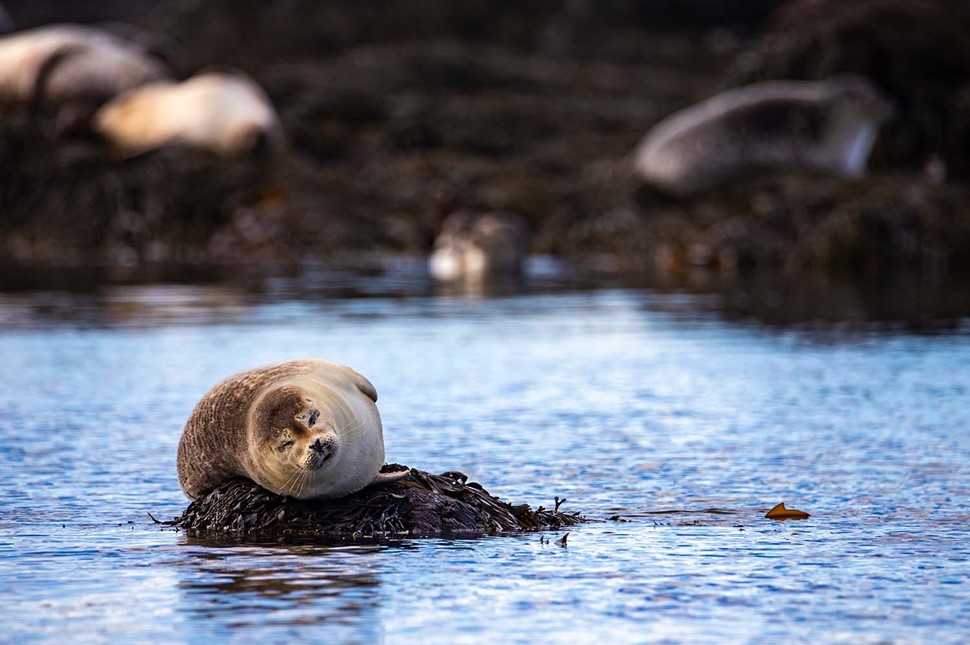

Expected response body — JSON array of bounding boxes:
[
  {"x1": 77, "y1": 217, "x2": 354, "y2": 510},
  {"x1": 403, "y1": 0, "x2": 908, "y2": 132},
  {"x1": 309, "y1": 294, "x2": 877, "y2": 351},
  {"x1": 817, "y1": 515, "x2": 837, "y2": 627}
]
[
  {"x1": 275, "y1": 402, "x2": 337, "y2": 471},
  {"x1": 249, "y1": 385, "x2": 347, "y2": 498}
]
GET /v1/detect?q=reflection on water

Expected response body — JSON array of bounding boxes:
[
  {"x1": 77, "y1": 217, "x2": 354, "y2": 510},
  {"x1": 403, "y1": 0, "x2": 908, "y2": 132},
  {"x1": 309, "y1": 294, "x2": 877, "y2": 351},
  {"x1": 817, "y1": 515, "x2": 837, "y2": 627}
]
[
  {"x1": 0, "y1": 260, "x2": 968, "y2": 642},
  {"x1": 175, "y1": 544, "x2": 387, "y2": 632},
  {"x1": 2, "y1": 258, "x2": 969, "y2": 333}
]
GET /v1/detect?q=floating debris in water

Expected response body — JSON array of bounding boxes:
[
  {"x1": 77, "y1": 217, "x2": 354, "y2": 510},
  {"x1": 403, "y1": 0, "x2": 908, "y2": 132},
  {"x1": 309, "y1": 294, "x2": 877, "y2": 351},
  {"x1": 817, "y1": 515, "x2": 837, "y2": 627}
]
[{"x1": 765, "y1": 502, "x2": 811, "y2": 521}]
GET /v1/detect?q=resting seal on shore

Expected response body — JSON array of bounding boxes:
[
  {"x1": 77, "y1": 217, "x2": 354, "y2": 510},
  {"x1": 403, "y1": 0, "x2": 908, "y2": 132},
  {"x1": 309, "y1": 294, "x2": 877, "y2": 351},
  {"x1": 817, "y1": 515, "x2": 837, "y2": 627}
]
[
  {"x1": 429, "y1": 211, "x2": 531, "y2": 281},
  {"x1": 0, "y1": 24, "x2": 167, "y2": 107},
  {"x1": 93, "y1": 70, "x2": 284, "y2": 157},
  {"x1": 177, "y1": 359, "x2": 408, "y2": 500},
  {"x1": 632, "y1": 75, "x2": 893, "y2": 196}
]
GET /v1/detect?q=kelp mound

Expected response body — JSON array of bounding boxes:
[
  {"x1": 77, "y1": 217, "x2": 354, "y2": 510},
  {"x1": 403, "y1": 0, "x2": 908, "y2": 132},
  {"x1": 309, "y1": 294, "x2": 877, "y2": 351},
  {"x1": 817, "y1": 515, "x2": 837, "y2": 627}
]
[{"x1": 170, "y1": 465, "x2": 585, "y2": 540}]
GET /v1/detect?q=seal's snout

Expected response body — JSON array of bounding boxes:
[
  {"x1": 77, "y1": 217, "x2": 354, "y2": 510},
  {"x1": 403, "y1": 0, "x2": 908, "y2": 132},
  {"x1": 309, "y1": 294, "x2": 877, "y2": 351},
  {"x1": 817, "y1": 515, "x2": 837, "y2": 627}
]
[{"x1": 307, "y1": 435, "x2": 336, "y2": 468}]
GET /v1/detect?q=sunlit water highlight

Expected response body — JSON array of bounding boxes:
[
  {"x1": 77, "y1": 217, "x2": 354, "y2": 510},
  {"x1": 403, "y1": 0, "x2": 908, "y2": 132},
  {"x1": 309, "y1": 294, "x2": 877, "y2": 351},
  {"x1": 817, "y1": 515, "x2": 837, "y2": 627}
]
[{"x1": 1, "y1": 263, "x2": 968, "y2": 643}]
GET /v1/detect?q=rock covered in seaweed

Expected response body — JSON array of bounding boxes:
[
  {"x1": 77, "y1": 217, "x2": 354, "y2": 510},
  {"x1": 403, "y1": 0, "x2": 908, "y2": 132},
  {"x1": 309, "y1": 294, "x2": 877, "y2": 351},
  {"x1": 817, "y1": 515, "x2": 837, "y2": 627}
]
[{"x1": 170, "y1": 465, "x2": 585, "y2": 540}]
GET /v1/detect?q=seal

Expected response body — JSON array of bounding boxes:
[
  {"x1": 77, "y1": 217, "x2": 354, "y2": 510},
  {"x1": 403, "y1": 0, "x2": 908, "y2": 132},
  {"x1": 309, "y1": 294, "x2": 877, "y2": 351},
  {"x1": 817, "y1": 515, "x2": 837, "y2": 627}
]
[
  {"x1": 0, "y1": 24, "x2": 168, "y2": 107},
  {"x1": 177, "y1": 359, "x2": 408, "y2": 500},
  {"x1": 93, "y1": 70, "x2": 284, "y2": 157},
  {"x1": 631, "y1": 75, "x2": 893, "y2": 197},
  {"x1": 429, "y1": 210, "x2": 531, "y2": 282}
]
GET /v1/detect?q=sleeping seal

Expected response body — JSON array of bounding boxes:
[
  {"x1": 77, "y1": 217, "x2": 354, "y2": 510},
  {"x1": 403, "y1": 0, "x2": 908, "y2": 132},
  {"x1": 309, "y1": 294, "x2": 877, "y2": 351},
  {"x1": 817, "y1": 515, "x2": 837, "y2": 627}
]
[
  {"x1": 177, "y1": 359, "x2": 408, "y2": 500},
  {"x1": 429, "y1": 210, "x2": 531, "y2": 282},
  {"x1": 0, "y1": 24, "x2": 168, "y2": 107},
  {"x1": 632, "y1": 75, "x2": 893, "y2": 196},
  {"x1": 93, "y1": 70, "x2": 284, "y2": 157}
]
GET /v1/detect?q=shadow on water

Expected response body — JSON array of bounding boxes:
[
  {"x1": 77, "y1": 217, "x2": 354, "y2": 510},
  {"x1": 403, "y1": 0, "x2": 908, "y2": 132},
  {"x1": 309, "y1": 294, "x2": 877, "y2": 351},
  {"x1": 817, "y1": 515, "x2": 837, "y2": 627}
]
[{"x1": 1, "y1": 258, "x2": 968, "y2": 334}]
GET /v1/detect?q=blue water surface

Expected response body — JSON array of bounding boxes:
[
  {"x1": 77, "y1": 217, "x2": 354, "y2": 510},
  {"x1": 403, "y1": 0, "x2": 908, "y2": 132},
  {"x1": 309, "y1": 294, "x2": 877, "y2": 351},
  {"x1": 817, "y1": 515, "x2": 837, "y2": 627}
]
[{"x1": 0, "y1": 262, "x2": 967, "y2": 643}]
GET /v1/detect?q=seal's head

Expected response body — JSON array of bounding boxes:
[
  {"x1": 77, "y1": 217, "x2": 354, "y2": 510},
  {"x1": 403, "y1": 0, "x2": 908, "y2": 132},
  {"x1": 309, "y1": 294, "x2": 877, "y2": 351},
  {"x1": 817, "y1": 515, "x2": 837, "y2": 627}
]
[
  {"x1": 247, "y1": 383, "x2": 368, "y2": 499},
  {"x1": 429, "y1": 210, "x2": 530, "y2": 282}
]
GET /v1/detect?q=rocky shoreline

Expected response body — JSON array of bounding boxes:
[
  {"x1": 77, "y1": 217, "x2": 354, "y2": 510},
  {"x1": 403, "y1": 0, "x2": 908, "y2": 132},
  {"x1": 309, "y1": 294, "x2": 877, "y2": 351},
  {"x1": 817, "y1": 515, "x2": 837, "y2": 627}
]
[{"x1": 1, "y1": 0, "x2": 969, "y2": 279}]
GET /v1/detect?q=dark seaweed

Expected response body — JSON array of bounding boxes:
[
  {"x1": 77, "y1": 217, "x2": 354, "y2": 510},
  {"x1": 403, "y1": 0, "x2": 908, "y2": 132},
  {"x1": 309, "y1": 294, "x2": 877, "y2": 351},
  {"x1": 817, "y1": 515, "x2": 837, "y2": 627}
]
[{"x1": 167, "y1": 465, "x2": 586, "y2": 540}]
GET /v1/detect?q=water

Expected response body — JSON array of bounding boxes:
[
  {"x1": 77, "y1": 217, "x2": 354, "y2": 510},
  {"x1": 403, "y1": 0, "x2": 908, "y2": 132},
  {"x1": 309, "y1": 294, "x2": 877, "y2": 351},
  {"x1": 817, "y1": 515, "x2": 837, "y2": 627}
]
[{"x1": 1, "y1": 261, "x2": 968, "y2": 643}]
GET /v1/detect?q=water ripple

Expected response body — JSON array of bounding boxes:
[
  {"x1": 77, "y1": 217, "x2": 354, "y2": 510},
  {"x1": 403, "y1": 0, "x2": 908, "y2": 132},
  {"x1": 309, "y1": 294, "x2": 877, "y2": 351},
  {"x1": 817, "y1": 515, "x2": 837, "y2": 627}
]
[{"x1": 0, "y1": 269, "x2": 968, "y2": 642}]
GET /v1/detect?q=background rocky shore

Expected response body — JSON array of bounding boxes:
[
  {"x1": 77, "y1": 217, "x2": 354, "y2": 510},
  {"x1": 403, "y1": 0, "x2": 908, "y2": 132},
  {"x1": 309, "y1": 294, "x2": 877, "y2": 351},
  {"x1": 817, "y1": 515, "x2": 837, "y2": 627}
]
[{"x1": 2, "y1": 0, "x2": 970, "y2": 280}]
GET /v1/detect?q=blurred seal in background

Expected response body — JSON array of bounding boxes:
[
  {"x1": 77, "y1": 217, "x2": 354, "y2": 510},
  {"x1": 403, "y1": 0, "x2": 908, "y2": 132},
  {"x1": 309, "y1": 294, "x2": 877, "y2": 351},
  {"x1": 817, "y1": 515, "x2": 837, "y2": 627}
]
[
  {"x1": 93, "y1": 69, "x2": 284, "y2": 157},
  {"x1": 430, "y1": 210, "x2": 531, "y2": 282},
  {"x1": 632, "y1": 75, "x2": 893, "y2": 197},
  {"x1": 0, "y1": 24, "x2": 168, "y2": 109}
]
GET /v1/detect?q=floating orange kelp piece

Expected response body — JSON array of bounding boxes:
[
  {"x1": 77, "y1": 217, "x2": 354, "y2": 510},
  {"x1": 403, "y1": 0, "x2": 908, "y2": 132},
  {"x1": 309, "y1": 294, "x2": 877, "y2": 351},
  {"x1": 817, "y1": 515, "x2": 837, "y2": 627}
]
[{"x1": 765, "y1": 502, "x2": 810, "y2": 520}]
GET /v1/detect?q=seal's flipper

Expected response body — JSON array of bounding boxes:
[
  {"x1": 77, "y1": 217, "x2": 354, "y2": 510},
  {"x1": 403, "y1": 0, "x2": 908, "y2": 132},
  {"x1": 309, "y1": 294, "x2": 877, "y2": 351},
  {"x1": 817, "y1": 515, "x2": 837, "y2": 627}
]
[
  {"x1": 368, "y1": 469, "x2": 411, "y2": 488},
  {"x1": 339, "y1": 365, "x2": 378, "y2": 402}
]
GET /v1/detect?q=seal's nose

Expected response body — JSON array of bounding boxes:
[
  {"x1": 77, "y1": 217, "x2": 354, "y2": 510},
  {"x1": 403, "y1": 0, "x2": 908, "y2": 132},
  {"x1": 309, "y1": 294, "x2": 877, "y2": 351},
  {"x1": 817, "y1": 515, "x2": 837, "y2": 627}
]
[{"x1": 309, "y1": 438, "x2": 325, "y2": 454}]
